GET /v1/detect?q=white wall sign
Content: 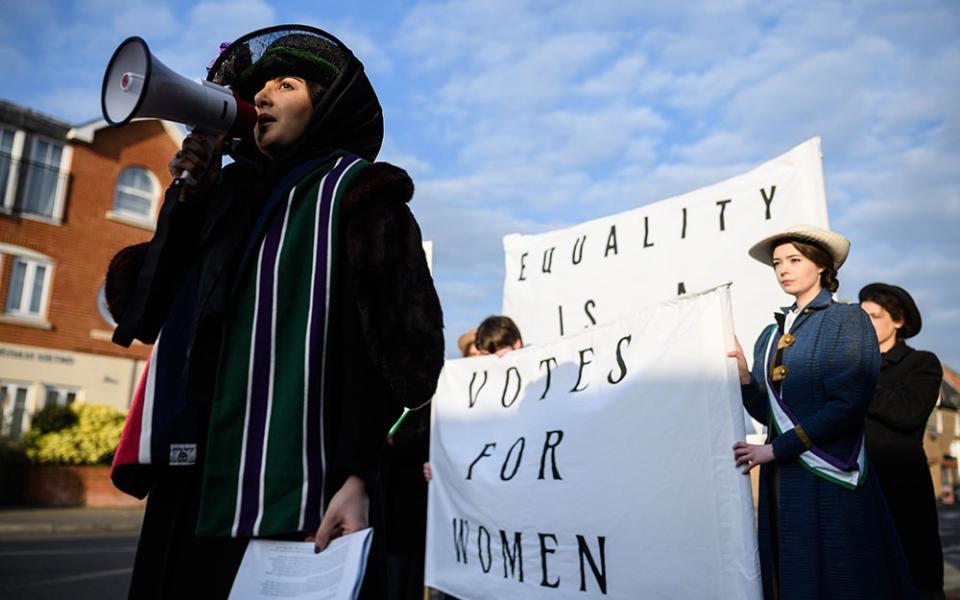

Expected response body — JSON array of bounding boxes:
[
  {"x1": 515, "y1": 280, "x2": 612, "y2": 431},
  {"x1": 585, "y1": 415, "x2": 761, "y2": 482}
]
[
  {"x1": 426, "y1": 286, "x2": 761, "y2": 599},
  {"x1": 502, "y1": 137, "x2": 829, "y2": 353}
]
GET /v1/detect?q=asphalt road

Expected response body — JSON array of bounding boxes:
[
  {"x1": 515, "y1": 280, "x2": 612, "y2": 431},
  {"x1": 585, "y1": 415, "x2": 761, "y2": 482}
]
[
  {"x1": 0, "y1": 504, "x2": 958, "y2": 599},
  {"x1": 0, "y1": 533, "x2": 137, "y2": 600}
]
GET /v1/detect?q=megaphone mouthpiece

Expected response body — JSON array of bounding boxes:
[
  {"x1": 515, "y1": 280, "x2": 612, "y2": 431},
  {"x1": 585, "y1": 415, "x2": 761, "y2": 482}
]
[{"x1": 120, "y1": 72, "x2": 144, "y2": 94}]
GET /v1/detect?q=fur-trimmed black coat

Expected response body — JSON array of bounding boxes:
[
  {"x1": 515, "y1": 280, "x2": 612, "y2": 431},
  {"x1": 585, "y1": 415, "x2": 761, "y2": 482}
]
[
  {"x1": 110, "y1": 160, "x2": 444, "y2": 485},
  {"x1": 108, "y1": 158, "x2": 444, "y2": 599}
]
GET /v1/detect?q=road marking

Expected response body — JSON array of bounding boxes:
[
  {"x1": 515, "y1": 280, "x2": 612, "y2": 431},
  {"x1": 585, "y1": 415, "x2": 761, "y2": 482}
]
[
  {"x1": 0, "y1": 547, "x2": 136, "y2": 556},
  {"x1": 7, "y1": 567, "x2": 133, "y2": 589}
]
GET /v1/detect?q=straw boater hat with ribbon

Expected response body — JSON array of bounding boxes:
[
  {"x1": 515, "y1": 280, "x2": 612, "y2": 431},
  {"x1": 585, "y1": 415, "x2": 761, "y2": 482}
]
[{"x1": 748, "y1": 224, "x2": 851, "y2": 270}]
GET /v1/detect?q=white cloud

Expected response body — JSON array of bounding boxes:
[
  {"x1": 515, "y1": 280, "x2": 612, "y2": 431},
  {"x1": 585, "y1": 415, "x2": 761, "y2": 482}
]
[
  {"x1": 81, "y1": 0, "x2": 178, "y2": 38},
  {"x1": 399, "y1": 0, "x2": 543, "y2": 71},
  {"x1": 387, "y1": 1, "x2": 955, "y2": 369},
  {"x1": 157, "y1": 0, "x2": 278, "y2": 77},
  {"x1": 327, "y1": 23, "x2": 394, "y2": 78},
  {"x1": 0, "y1": 45, "x2": 28, "y2": 78},
  {"x1": 37, "y1": 87, "x2": 102, "y2": 124},
  {"x1": 841, "y1": 250, "x2": 960, "y2": 367},
  {"x1": 579, "y1": 55, "x2": 649, "y2": 98},
  {"x1": 4, "y1": 0, "x2": 958, "y2": 366}
]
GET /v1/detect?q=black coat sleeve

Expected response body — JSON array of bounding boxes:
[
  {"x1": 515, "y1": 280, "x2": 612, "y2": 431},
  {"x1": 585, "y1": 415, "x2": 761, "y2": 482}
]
[
  {"x1": 343, "y1": 163, "x2": 445, "y2": 409},
  {"x1": 110, "y1": 183, "x2": 206, "y2": 346},
  {"x1": 868, "y1": 350, "x2": 942, "y2": 433},
  {"x1": 327, "y1": 163, "x2": 444, "y2": 490}
]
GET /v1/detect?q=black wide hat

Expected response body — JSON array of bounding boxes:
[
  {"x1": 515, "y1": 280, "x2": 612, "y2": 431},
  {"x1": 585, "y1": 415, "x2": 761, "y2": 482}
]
[
  {"x1": 859, "y1": 282, "x2": 923, "y2": 339},
  {"x1": 207, "y1": 24, "x2": 383, "y2": 162}
]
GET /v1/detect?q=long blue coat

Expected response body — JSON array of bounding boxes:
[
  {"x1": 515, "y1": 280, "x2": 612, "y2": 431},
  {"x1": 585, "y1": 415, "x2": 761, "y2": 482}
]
[{"x1": 741, "y1": 288, "x2": 917, "y2": 599}]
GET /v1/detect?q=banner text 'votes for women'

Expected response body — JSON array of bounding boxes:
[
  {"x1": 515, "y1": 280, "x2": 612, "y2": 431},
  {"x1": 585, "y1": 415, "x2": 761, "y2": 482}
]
[{"x1": 425, "y1": 286, "x2": 762, "y2": 599}]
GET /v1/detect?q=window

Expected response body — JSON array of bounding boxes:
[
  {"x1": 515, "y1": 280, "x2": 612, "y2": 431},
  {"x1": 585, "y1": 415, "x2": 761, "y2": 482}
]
[
  {"x1": 5, "y1": 256, "x2": 52, "y2": 318},
  {"x1": 0, "y1": 127, "x2": 24, "y2": 210},
  {"x1": 111, "y1": 167, "x2": 158, "y2": 222},
  {"x1": 0, "y1": 382, "x2": 30, "y2": 439},
  {"x1": 43, "y1": 385, "x2": 78, "y2": 409},
  {"x1": 21, "y1": 137, "x2": 67, "y2": 219}
]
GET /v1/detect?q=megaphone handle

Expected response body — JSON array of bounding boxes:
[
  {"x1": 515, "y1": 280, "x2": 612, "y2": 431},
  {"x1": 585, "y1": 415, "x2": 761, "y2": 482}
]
[
  {"x1": 174, "y1": 131, "x2": 217, "y2": 188},
  {"x1": 178, "y1": 169, "x2": 199, "y2": 187}
]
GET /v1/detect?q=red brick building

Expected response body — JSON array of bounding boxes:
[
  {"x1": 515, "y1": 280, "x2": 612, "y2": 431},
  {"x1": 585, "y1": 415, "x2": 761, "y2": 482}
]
[
  {"x1": 0, "y1": 99, "x2": 180, "y2": 438},
  {"x1": 926, "y1": 365, "x2": 960, "y2": 501}
]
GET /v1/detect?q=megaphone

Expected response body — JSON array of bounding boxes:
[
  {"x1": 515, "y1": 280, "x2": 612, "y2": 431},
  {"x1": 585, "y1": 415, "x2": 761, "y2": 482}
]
[{"x1": 101, "y1": 36, "x2": 256, "y2": 138}]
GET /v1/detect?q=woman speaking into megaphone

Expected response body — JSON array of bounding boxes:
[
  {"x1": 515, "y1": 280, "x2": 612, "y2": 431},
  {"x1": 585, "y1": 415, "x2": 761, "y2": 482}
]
[{"x1": 105, "y1": 25, "x2": 444, "y2": 599}]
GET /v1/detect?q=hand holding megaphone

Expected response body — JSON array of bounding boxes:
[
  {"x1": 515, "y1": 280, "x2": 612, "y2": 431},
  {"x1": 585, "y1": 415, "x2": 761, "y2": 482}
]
[
  {"x1": 101, "y1": 36, "x2": 256, "y2": 186},
  {"x1": 168, "y1": 133, "x2": 223, "y2": 191}
]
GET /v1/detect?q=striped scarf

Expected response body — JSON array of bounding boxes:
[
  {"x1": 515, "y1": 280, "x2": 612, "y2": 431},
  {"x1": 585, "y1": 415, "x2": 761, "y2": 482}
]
[{"x1": 197, "y1": 154, "x2": 368, "y2": 537}]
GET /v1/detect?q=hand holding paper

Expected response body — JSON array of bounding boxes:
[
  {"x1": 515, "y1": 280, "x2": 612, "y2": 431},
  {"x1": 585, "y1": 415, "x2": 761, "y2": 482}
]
[
  {"x1": 229, "y1": 528, "x2": 373, "y2": 600},
  {"x1": 308, "y1": 475, "x2": 369, "y2": 552}
]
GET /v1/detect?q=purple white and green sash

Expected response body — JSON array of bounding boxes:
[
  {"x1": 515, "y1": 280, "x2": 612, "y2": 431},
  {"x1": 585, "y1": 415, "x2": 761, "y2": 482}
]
[
  {"x1": 763, "y1": 326, "x2": 866, "y2": 490},
  {"x1": 197, "y1": 154, "x2": 368, "y2": 538}
]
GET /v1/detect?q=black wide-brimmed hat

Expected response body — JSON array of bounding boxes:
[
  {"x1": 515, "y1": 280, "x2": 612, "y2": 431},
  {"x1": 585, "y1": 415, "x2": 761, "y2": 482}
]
[
  {"x1": 859, "y1": 282, "x2": 923, "y2": 338},
  {"x1": 207, "y1": 24, "x2": 383, "y2": 162},
  {"x1": 209, "y1": 27, "x2": 346, "y2": 101}
]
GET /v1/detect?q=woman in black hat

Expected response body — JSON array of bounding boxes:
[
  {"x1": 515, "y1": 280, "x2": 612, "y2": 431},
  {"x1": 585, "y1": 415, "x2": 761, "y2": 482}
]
[
  {"x1": 106, "y1": 25, "x2": 444, "y2": 599},
  {"x1": 860, "y1": 283, "x2": 944, "y2": 600}
]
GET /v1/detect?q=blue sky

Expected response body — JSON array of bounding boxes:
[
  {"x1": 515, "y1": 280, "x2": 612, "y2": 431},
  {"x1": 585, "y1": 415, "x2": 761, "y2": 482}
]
[{"x1": 2, "y1": 0, "x2": 958, "y2": 365}]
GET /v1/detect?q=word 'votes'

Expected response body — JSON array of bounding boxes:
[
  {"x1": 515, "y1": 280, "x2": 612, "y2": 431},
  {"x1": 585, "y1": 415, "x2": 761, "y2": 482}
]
[{"x1": 466, "y1": 335, "x2": 633, "y2": 409}]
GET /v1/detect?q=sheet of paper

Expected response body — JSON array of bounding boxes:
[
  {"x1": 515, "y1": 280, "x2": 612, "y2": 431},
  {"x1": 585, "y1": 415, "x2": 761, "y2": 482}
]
[{"x1": 229, "y1": 528, "x2": 373, "y2": 600}]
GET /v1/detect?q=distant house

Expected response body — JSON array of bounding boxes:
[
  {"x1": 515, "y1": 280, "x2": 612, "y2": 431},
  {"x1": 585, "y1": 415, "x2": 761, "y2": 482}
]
[
  {"x1": 928, "y1": 365, "x2": 960, "y2": 501},
  {"x1": 0, "y1": 99, "x2": 180, "y2": 439}
]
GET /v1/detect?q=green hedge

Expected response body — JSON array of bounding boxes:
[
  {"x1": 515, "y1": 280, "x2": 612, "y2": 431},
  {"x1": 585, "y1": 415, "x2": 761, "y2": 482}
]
[{"x1": 24, "y1": 403, "x2": 126, "y2": 466}]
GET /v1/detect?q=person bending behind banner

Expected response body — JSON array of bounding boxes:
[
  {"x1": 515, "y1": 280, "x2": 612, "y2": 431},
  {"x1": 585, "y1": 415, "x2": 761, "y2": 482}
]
[
  {"x1": 728, "y1": 226, "x2": 916, "y2": 600},
  {"x1": 105, "y1": 25, "x2": 443, "y2": 599},
  {"x1": 474, "y1": 315, "x2": 523, "y2": 356},
  {"x1": 860, "y1": 283, "x2": 944, "y2": 600},
  {"x1": 457, "y1": 328, "x2": 481, "y2": 357}
]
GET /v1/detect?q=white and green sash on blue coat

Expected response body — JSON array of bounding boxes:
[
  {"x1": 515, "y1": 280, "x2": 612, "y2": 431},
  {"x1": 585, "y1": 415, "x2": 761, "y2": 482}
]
[{"x1": 763, "y1": 325, "x2": 867, "y2": 490}]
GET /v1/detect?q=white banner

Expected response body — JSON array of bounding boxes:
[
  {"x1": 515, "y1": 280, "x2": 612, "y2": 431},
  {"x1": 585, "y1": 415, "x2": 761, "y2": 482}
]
[
  {"x1": 502, "y1": 137, "x2": 828, "y2": 350},
  {"x1": 425, "y1": 286, "x2": 762, "y2": 599}
]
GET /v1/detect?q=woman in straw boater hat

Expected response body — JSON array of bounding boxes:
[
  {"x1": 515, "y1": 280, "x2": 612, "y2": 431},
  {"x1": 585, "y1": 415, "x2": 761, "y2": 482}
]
[
  {"x1": 860, "y1": 283, "x2": 944, "y2": 599},
  {"x1": 728, "y1": 225, "x2": 916, "y2": 599},
  {"x1": 105, "y1": 25, "x2": 443, "y2": 598}
]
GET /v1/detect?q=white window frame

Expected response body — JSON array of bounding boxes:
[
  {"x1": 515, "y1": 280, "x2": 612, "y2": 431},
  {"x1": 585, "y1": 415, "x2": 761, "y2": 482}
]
[
  {"x1": 20, "y1": 134, "x2": 71, "y2": 223},
  {"x1": 0, "y1": 126, "x2": 25, "y2": 212},
  {"x1": 0, "y1": 381, "x2": 32, "y2": 439},
  {"x1": 42, "y1": 384, "x2": 80, "y2": 409},
  {"x1": 106, "y1": 166, "x2": 160, "y2": 229},
  {"x1": 4, "y1": 253, "x2": 53, "y2": 320}
]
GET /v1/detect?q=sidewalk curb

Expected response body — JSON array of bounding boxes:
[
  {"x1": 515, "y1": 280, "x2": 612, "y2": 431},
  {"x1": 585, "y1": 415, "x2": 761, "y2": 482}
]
[
  {"x1": 0, "y1": 522, "x2": 141, "y2": 535},
  {"x1": 0, "y1": 506, "x2": 145, "y2": 537}
]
